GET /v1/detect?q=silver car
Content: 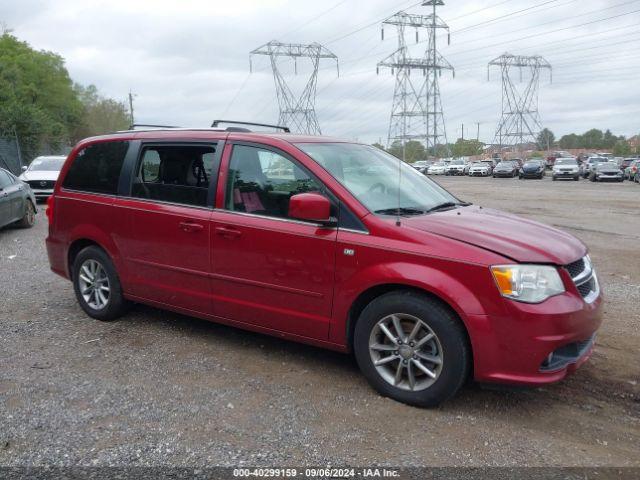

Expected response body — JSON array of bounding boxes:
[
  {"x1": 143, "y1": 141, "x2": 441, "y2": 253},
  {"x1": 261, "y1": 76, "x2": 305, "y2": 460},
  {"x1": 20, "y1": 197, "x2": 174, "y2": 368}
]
[
  {"x1": 0, "y1": 168, "x2": 37, "y2": 229},
  {"x1": 18, "y1": 155, "x2": 66, "y2": 200}
]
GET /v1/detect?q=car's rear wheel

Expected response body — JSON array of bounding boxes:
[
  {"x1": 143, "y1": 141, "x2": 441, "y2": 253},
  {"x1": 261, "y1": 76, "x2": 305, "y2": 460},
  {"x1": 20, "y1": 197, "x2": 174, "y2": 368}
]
[
  {"x1": 16, "y1": 200, "x2": 35, "y2": 228},
  {"x1": 354, "y1": 291, "x2": 470, "y2": 407},
  {"x1": 72, "y1": 246, "x2": 130, "y2": 321}
]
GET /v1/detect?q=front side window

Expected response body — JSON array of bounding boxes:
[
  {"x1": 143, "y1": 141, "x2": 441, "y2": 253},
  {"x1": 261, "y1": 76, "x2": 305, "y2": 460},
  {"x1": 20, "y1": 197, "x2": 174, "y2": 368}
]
[
  {"x1": 132, "y1": 144, "x2": 216, "y2": 207},
  {"x1": 296, "y1": 143, "x2": 457, "y2": 215},
  {"x1": 225, "y1": 145, "x2": 322, "y2": 219},
  {"x1": 63, "y1": 141, "x2": 129, "y2": 194}
]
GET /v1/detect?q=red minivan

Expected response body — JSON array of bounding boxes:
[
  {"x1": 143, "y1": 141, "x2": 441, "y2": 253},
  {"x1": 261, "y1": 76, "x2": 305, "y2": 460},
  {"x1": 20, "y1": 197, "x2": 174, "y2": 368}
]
[{"x1": 46, "y1": 123, "x2": 603, "y2": 407}]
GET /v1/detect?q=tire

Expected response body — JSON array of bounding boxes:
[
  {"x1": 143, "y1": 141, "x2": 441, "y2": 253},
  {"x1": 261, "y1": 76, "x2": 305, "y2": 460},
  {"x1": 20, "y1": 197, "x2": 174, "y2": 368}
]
[
  {"x1": 353, "y1": 291, "x2": 470, "y2": 408},
  {"x1": 16, "y1": 200, "x2": 35, "y2": 228},
  {"x1": 574, "y1": 176, "x2": 579, "y2": 181},
  {"x1": 72, "y1": 246, "x2": 130, "y2": 321},
  {"x1": 552, "y1": 176, "x2": 556, "y2": 181}
]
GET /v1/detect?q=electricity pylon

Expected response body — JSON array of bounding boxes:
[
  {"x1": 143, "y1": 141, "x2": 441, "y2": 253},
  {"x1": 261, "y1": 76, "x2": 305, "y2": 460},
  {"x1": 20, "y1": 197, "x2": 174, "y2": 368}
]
[
  {"x1": 377, "y1": 0, "x2": 454, "y2": 156},
  {"x1": 488, "y1": 53, "x2": 552, "y2": 150},
  {"x1": 250, "y1": 41, "x2": 338, "y2": 135}
]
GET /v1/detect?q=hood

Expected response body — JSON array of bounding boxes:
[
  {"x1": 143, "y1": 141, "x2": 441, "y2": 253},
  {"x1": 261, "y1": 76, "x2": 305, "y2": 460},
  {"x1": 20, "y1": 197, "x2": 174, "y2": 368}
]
[
  {"x1": 470, "y1": 164, "x2": 487, "y2": 170},
  {"x1": 597, "y1": 167, "x2": 621, "y2": 173},
  {"x1": 495, "y1": 165, "x2": 511, "y2": 171},
  {"x1": 402, "y1": 206, "x2": 585, "y2": 265},
  {"x1": 19, "y1": 170, "x2": 60, "y2": 182},
  {"x1": 522, "y1": 164, "x2": 542, "y2": 171}
]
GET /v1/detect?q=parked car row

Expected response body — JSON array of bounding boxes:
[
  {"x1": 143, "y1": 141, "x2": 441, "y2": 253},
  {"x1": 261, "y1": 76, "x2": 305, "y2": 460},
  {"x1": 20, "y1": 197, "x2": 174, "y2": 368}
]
[{"x1": 413, "y1": 154, "x2": 639, "y2": 183}]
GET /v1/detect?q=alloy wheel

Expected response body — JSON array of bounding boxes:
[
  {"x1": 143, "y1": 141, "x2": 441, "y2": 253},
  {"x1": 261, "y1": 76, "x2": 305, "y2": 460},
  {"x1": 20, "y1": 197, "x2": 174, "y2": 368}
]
[
  {"x1": 26, "y1": 202, "x2": 35, "y2": 225},
  {"x1": 78, "y1": 259, "x2": 111, "y2": 310},
  {"x1": 369, "y1": 313, "x2": 444, "y2": 392}
]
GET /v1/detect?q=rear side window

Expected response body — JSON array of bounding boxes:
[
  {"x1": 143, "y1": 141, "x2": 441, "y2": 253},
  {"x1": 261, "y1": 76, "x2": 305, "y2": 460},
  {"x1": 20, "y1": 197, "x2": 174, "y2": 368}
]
[
  {"x1": 63, "y1": 141, "x2": 129, "y2": 194},
  {"x1": 132, "y1": 144, "x2": 217, "y2": 207},
  {"x1": 0, "y1": 170, "x2": 13, "y2": 188}
]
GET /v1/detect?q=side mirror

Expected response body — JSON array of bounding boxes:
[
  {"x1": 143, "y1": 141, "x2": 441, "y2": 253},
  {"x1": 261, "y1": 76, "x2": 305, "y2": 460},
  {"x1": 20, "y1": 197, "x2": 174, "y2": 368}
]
[
  {"x1": 21, "y1": 166, "x2": 28, "y2": 172},
  {"x1": 289, "y1": 192, "x2": 336, "y2": 227}
]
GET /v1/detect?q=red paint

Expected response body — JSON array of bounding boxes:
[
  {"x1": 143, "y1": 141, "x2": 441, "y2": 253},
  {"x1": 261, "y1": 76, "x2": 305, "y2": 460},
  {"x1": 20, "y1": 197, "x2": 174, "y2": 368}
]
[
  {"x1": 46, "y1": 130, "x2": 603, "y2": 387},
  {"x1": 288, "y1": 192, "x2": 332, "y2": 223}
]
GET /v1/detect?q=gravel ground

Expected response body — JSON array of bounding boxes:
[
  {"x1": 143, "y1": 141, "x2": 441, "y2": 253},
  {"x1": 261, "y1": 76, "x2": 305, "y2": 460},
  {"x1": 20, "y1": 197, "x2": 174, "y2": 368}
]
[{"x1": 0, "y1": 175, "x2": 638, "y2": 467}]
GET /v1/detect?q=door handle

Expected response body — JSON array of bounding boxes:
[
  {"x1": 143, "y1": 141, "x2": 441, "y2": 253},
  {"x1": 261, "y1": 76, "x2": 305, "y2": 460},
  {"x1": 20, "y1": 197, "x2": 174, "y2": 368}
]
[
  {"x1": 179, "y1": 221, "x2": 204, "y2": 233},
  {"x1": 215, "y1": 226, "x2": 242, "y2": 238}
]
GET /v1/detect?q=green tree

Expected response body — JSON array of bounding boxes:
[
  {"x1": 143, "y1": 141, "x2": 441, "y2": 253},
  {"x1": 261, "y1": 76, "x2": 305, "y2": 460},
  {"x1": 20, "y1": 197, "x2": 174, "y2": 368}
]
[
  {"x1": 536, "y1": 128, "x2": 555, "y2": 151},
  {"x1": 612, "y1": 139, "x2": 631, "y2": 156},
  {"x1": 0, "y1": 33, "x2": 83, "y2": 160},
  {"x1": 558, "y1": 133, "x2": 580, "y2": 149},
  {"x1": 602, "y1": 129, "x2": 618, "y2": 149},
  {"x1": 582, "y1": 129, "x2": 604, "y2": 149},
  {"x1": 73, "y1": 84, "x2": 130, "y2": 139},
  {"x1": 451, "y1": 138, "x2": 484, "y2": 157},
  {"x1": 371, "y1": 142, "x2": 386, "y2": 151},
  {"x1": 387, "y1": 140, "x2": 426, "y2": 163}
]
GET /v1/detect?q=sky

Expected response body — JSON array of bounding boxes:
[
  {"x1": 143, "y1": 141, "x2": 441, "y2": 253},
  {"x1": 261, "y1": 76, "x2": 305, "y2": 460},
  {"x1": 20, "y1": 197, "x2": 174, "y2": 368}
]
[{"x1": 2, "y1": 0, "x2": 639, "y2": 145}]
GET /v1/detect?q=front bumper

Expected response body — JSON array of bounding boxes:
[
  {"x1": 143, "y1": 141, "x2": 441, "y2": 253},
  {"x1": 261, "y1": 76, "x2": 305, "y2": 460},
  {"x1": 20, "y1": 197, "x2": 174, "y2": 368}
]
[
  {"x1": 470, "y1": 280, "x2": 603, "y2": 386},
  {"x1": 595, "y1": 174, "x2": 623, "y2": 181},
  {"x1": 469, "y1": 171, "x2": 488, "y2": 176},
  {"x1": 553, "y1": 171, "x2": 579, "y2": 178},
  {"x1": 31, "y1": 188, "x2": 54, "y2": 198},
  {"x1": 520, "y1": 171, "x2": 544, "y2": 178},
  {"x1": 446, "y1": 169, "x2": 465, "y2": 175},
  {"x1": 493, "y1": 171, "x2": 514, "y2": 177}
]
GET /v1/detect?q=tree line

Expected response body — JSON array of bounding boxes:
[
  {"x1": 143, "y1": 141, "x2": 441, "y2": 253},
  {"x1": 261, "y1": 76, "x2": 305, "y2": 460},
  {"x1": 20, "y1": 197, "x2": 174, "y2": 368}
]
[
  {"x1": 0, "y1": 32, "x2": 130, "y2": 162},
  {"x1": 537, "y1": 128, "x2": 638, "y2": 156}
]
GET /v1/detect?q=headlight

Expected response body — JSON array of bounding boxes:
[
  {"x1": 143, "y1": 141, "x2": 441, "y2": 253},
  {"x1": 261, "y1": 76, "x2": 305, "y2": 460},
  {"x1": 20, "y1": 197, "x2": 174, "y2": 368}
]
[{"x1": 491, "y1": 264, "x2": 565, "y2": 303}]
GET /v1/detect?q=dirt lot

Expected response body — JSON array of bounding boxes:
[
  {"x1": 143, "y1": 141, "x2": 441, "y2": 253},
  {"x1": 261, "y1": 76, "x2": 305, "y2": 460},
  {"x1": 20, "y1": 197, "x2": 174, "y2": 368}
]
[{"x1": 0, "y1": 175, "x2": 638, "y2": 467}]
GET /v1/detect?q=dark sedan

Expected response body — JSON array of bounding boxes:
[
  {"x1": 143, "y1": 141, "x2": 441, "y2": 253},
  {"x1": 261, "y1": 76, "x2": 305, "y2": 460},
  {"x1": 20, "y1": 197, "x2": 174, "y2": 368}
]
[
  {"x1": 519, "y1": 160, "x2": 545, "y2": 179},
  {"x1": 0, "y1": 168, "x2": 37, "y2": 229},
  {"x1": 493, "y1": 161, "x2": 518, "y2": 178},
  {"x1": 589, "y1": 162, "x2": 623, "y2": 182}
]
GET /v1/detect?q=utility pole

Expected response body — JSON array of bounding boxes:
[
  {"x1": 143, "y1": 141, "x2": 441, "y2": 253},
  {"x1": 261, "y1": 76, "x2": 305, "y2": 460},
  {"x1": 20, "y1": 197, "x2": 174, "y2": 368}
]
[
  {"x1": 461, "y1": 123, "x2": 464, "y2": 141},
  {"x1": 488, "y1": 53, "x2": 551, "y2": 152},
  {"x1": 128, "y1": 91, "x2": 136, "y2": 126},
  {"x1": 377, "y1": 1, "x2": 454, "y2": 158},
  {"x1": 476, "y1": 122, "x2": 480, "y2": 141},
  {"x1": 250, "y1": 41, "x2": 338, "y2": 135}
]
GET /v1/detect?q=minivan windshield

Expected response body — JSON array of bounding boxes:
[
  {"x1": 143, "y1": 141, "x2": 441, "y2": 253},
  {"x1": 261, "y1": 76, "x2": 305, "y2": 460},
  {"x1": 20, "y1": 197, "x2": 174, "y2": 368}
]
[{"x1": 296, "y1": 143, "x2": 459, "y2": 215}]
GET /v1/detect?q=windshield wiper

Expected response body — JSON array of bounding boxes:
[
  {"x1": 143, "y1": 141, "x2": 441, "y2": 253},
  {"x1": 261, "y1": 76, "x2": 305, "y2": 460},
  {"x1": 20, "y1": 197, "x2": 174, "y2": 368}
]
[
  {"x1": 375, "y1": 207, "x2": 426, "y2": 216},
  {"x1": 426, "y1": 201, "x2": 465, "y2": 213}
]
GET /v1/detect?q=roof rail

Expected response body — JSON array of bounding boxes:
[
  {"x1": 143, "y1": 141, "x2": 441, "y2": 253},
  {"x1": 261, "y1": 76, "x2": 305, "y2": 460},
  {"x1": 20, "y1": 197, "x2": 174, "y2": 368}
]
[
  {"x1": 128, "y1": 124, "x2": 181, "y2": 130},
  {"x1": 211, "y1": 120, "x2": 290, "y2": 133}
]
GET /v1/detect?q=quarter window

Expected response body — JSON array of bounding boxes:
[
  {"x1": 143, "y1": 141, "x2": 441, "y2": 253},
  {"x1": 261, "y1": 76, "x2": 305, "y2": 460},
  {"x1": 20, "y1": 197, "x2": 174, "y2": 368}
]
[
  {"x1": 225, "y1": 145, "x2": 322, "y2": 220},
  {"x1": 132, "y1": 144, "x2": 217, "y2": 207},
  {"x1": 63, "y1": 141, "x2": 129, "y2": 194}
]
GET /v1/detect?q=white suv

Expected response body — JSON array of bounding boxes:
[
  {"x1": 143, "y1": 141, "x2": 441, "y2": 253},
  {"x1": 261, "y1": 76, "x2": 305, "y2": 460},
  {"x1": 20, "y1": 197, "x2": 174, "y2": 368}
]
[
  {"x1": 552, "y1": 158, "x2": 580, "y2": 181},
  {"x1": 18, "y1": 155, "x2": 66, "y2": 200}
]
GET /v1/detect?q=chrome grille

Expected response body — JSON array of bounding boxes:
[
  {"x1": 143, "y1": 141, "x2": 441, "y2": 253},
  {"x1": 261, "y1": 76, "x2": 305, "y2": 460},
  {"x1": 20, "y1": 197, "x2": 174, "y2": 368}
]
[
  {"x1": 565, "y1": 258, "x2": 585, "y2": 278},
  {"x1": 565, "y1": 256, "x2": 598, "y2": 303},
  {"x1": 27, "y1": 180, "x2": 55, "y2": 189}
]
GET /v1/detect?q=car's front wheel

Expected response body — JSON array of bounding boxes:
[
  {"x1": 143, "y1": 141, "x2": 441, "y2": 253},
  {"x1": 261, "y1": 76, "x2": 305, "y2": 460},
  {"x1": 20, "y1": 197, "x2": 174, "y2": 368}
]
[
  {"x1": 354, "y1": 291, "x2": 470, "y2": 407},
  {"x1": 72, "y1": 246, "x2": 130, "y2": 321}
]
